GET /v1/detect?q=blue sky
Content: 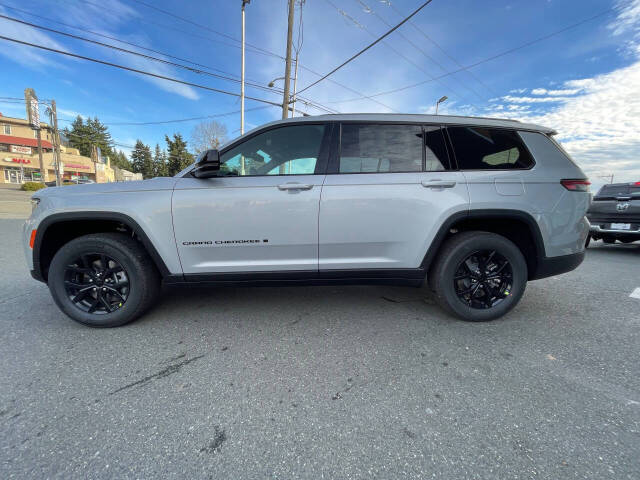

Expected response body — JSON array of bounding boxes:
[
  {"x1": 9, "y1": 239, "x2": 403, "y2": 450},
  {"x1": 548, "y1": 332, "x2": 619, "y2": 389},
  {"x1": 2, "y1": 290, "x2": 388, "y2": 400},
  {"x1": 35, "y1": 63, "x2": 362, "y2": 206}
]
[{"x1": 0, "y1": 0, "x2": 639, "y2": 186}]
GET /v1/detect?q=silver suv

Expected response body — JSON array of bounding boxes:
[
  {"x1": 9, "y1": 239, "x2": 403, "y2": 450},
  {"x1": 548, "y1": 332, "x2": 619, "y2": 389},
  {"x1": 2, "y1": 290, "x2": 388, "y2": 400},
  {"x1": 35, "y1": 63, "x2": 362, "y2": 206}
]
[{"x1": 24, "y1": 114, "x2": 591, "y2": 327}]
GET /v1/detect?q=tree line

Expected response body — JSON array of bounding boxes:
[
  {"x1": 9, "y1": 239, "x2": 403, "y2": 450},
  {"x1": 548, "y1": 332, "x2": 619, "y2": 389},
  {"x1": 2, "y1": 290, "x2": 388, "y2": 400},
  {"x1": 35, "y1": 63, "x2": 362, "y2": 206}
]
[{"x1": 63, "y1": 116, "x2": 228, "y2": 179}]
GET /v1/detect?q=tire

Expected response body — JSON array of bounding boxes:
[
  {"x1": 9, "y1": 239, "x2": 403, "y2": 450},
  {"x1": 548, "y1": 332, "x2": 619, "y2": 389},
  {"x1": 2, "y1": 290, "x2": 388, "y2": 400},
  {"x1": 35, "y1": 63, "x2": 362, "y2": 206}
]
[
  {"x1": 48, "y1": 233, "x2": 160, "y2": 327},
  {"x1": 428, "y1": 231, "x2": 528, "y2": 322},
  {"x1": 585, "y1": 234, "x2": 591, "y2": 248}
]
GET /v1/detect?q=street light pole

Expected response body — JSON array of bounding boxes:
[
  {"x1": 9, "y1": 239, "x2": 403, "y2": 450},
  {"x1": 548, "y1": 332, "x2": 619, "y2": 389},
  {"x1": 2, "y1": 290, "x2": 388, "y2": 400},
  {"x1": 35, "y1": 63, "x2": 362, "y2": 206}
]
[
  {"x1": 240, "y1": 0, "x2": 250, "y2": 135},
  {"x1": 435, "y1": 95, "x2": 448, "y2": 114},
  {"x1": 281, "y1": 0, "x2": 295, "y2": 119}
]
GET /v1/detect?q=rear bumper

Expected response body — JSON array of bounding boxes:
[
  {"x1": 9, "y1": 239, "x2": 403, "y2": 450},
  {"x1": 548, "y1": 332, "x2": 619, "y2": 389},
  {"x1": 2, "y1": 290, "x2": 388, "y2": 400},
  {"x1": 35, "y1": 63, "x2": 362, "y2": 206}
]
[
  {"x1": 589, "y1": 224, "x2": 640, "y2": 237},
  {"x1": 531, "y1": 251, "x2": 585, "y2": 280}
]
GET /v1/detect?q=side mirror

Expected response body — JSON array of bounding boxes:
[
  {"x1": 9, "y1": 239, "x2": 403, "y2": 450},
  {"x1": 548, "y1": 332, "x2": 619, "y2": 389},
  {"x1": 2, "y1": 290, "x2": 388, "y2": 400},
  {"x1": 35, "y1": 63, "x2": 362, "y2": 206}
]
[{"x1": 192, "y1": 149, "x2": 220, "y2": 178}]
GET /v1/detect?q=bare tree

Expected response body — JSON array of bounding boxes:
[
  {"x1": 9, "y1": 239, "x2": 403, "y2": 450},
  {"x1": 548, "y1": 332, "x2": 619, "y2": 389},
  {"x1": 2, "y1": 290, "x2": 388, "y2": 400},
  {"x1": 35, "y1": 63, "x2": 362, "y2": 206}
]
[{"x1": 191, "y1": 120, "x2": 228, "y2": 154}]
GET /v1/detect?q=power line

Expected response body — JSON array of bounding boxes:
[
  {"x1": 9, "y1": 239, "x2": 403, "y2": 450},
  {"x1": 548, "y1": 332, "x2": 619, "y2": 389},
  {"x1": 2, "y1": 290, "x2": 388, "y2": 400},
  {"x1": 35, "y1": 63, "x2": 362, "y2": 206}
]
[
  {"x1": 296, "y1": 0, "x2": 433, "y2": 95},
  {"x1": 327, "y1": 6, "x2": 618, "y2": 103},
  {"x1": 325, "y1": 0, "x2": 477, "y2": 108},
  {"x1": 352, "y1": 0, "x2": 485, "y2": 101},
  {"x1": 0, "y1": 34, "x2": 318, "y2": 115},
  {"x1": 109, "y1": 0, "x2": 396, "y2": 112},
  {"x1": 385, "y1": 1, "x2": 497, "y2": 96},
  {"x1": 58, "y1": 106, "x2": 271, "y2": 126},
  {"x1": 0, "y1": 12, "x2": 338, "y2": 115}
]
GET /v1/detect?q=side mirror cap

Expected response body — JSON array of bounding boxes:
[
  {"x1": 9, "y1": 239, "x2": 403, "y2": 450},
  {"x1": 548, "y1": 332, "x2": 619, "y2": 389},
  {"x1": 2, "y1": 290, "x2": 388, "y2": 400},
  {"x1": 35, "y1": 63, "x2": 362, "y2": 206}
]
[{"x1": 192, "y1": 149, "x2": 220, "y2": 178}]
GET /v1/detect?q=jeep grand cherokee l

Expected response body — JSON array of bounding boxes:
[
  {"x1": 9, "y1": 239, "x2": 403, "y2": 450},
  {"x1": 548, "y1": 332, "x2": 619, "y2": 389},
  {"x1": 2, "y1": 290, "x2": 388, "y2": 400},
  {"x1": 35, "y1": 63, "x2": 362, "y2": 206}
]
[{"x1": 24, "y1": 114, "x2": 590, "y2": 327}]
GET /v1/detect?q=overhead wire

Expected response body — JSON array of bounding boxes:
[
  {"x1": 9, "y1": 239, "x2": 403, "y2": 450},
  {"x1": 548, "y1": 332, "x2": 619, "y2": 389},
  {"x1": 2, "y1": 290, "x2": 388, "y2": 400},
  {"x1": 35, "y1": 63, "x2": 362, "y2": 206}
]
[
  {"x1": 296, "y1": 0, "x2": 434, "y2": 96},
  {"x1": 385, "y1": 1, "x2": 497, "y2": 96},
  {"x1": 326, "y1": 6, "x2": 618, "y2": 103},
  {"x1": 0, "y1": 34, "x2": 320, "y2": 117},
  {"x1": 324, "y1": 0, "x2": 478, "y2": 108},
  {"x1": 352, "y1": 0, "x2": 485, "y2": 100}
]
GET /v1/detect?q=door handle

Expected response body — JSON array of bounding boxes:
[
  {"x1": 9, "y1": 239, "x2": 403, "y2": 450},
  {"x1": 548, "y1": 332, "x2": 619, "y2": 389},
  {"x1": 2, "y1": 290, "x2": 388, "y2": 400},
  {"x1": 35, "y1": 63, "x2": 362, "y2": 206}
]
[
  {"x1": 277, "y1": 183, "x2": 313, "y2": 191},
  {"x1": 421, "y1": 179, "x2": 456, "y2": 189}
]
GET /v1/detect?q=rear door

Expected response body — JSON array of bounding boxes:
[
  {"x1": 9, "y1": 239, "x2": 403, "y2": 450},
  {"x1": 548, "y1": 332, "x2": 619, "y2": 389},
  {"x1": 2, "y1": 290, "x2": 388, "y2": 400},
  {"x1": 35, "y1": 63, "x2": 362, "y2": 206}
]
[
  {"x1": 172, "y1": 123, "x2": 331, "y2": 274},
  {"x1": 318, "y1": 123, "x2": 469, "y2": 271}
]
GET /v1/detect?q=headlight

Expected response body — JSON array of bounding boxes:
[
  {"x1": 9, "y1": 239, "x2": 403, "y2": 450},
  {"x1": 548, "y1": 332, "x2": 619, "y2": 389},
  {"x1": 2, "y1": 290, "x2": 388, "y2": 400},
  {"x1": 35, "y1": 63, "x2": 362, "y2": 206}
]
[{"x1": 31, "y1": 198, "x2": 40, "y2": 213}]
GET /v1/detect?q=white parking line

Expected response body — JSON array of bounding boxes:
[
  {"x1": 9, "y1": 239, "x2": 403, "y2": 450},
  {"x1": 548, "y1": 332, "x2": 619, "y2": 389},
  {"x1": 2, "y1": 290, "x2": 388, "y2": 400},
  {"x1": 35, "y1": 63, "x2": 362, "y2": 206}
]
[{"x1": 630, "y1": 288, "x2": 640, "y2": 300}]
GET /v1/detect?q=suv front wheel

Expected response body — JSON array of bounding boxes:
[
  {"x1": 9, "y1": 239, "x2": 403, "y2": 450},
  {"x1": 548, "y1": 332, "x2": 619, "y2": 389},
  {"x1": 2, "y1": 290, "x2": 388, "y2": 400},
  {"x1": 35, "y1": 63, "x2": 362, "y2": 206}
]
[
  {"x1": 429, "y1": 231, "x2": 528, "y2": 322},
  {"x1": 48, "y1": 233, "x2": 160, "y2": 327}
]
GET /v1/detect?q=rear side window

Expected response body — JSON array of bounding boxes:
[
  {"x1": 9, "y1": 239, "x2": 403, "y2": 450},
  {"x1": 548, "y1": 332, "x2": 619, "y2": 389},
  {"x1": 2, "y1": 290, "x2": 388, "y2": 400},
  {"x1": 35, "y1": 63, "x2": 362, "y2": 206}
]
[
  {"x1": 447, "y1": 127, "x2": 534, "y2": 170},
  {"x1": 596, "y1": 184, "x2": 631, "y2": 199},
  {"x1": 339, "y1": 124, "x2": 423, "y2": 173}
]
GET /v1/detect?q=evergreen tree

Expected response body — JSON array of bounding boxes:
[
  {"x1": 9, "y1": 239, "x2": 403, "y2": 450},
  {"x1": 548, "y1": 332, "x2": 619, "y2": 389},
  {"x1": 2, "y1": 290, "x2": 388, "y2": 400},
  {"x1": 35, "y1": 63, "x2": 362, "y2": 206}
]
[
  {"x1": 110, "y1": 150, "x2": 132, "y2": 170},
  {"x1": 165, "y1": 134, "x2": 194, "y2": 176},
  {"x1": 153, "y1": 144, "x2": 168, "y2": 177},
  {"x1": 63, "y1": 116, "x2": 114, "y2": 158},
  {"x1": 130, "y1": 140, "x2": 154, "y2": 178}
]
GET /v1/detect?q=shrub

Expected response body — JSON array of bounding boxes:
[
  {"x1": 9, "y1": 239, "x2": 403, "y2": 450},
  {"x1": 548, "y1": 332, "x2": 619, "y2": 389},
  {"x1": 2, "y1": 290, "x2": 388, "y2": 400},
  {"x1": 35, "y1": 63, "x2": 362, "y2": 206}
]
[{"x1": 21, "y1": 182, "x2": 46, "y2": 191}]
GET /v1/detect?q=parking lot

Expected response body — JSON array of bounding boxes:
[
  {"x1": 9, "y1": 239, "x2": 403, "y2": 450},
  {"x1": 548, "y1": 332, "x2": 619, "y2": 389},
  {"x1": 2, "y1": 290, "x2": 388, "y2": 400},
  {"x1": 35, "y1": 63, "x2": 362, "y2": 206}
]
[{"x1": 1, "y1": 205, "x2": 639, "y2": 478}]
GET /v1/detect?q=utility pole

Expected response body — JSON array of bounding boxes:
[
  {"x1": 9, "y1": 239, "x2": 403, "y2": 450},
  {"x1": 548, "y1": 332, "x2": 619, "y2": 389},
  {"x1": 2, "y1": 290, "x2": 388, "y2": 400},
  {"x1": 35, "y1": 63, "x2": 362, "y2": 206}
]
[
  {"x1": 49, "y1": 100, "x2": 62, "y2": 187},
  {"x1": 240, "y1": 0, "x2": 250, "y2": 134},
  {"x1": 24, "y1": 88, "x2": 45, "y2": 183},
  {"x1": 281, "y1": 0, "x2": 295, "y2": 119},
  {"x1": 291, "y1": 0, "x2": 304, "y2": 117}
]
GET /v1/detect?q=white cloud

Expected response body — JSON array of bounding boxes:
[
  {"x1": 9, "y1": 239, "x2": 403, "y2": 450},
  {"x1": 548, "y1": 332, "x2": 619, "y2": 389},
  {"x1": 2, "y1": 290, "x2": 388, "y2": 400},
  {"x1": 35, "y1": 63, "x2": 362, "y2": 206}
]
[
  {"x1": 0, "y1": 9, "x2": 68, "y2": 68},
  {"x1": 501, "y1": 95, "x2": 572, "y2": 103},
  {"x1": 531, "y1": 88, "x2": 582, "y2": 96},
  {"x1": 509, "y1": 88, "x2": 527, "y2": 94}
]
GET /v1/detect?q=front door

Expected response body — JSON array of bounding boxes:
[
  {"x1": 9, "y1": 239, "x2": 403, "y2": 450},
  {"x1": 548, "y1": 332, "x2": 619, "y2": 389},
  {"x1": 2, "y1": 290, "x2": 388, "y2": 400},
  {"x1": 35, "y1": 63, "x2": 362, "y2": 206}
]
[
  {"x1": 319, "y1": 123, "x2": 469, "y2": 271},
  {"x1": 172, "y1": 123, "x2": 331, "y2": 275}
]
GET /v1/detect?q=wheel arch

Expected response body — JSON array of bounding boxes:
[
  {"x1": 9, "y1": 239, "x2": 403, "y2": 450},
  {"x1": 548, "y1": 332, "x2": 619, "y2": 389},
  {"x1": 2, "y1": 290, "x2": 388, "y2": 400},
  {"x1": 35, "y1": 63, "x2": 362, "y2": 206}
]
[
  {"x1": 32, "y1": 211, "x2": 170, "y2": 283},
  {"x1": 421, "y1": 209, "x2": 547, "y2": 281}
]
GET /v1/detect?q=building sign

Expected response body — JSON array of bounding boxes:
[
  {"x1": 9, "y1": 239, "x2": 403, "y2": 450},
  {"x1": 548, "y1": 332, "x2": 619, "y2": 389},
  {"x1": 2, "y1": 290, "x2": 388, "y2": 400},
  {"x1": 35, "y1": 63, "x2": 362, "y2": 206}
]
[
  {"x1": 10, "y1": 145, "x2": 32, "y2": 155},
  {"x1": 6, "y1": 158, "x2": 32, "y2": 164},
  {"x1": 64, "y1": 163, "x2": 91, "y2": 170},
  {"x1": 24, "y1": 88, "x2": 40, "y2": 130}
]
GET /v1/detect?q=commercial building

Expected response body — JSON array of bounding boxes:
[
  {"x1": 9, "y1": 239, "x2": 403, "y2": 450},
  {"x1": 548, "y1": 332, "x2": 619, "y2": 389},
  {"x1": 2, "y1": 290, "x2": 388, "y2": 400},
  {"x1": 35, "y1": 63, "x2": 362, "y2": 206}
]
[{"x1": 0, "y1": 113, "x2": 115, "y2": 184}]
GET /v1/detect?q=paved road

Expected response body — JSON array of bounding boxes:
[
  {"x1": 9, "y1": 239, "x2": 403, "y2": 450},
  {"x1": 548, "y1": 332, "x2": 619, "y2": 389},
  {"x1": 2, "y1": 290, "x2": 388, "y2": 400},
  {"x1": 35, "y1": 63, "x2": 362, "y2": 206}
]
[
  {"x1": 0, "y1": 187, "x2": 34, "y2": 219},
  {"x1": 0, "y1": 218, "x2": 639, "y2": 479}
]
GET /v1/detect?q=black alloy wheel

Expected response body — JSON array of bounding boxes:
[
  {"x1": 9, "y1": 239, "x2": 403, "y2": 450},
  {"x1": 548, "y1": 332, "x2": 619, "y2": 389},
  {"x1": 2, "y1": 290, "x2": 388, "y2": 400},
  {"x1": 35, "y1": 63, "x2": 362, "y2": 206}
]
[
  {"x1": 64, "y1": 253, "x2": 130, "y2": 314},
  {"x1": 453, "y1": 250, "x2": 513, "y2": 309}
]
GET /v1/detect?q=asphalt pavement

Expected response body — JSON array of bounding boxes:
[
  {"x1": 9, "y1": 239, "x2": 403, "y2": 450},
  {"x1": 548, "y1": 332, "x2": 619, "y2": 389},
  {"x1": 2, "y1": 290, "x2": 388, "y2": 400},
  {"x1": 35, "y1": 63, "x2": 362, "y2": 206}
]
[{"x1": 0, "y1": 217, "x2": 639, "y2": 479}]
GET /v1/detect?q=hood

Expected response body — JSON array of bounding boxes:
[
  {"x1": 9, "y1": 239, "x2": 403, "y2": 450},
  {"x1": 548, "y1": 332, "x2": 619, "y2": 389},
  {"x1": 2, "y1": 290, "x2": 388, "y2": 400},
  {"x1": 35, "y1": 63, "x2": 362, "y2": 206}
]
[{"x1": 34, "y1": 177, "x2": 178, "y2": 197}]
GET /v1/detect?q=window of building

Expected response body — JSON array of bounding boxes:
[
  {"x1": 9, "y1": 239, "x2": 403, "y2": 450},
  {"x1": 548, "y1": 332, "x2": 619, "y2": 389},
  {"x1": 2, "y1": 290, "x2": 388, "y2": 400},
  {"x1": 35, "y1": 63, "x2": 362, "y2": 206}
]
[
  {"x1": 339, "y1": 124, "x2": 423, "y2": 173},
  {"x1": 447, "y1": 127, "x2": 534, "y2": 170},
  {"x1": 3, "y1": 124, "x2": 11, "y2": 135},
  {"x1": 219, "y1": 124, "x2": 326, "y2": 176}
]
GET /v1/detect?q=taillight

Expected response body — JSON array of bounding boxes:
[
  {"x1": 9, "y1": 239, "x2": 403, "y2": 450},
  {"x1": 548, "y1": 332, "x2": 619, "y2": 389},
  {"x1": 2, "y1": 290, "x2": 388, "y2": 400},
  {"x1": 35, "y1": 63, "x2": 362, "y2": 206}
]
[
  {"x1": 561, "y1": 179, "x2": 591, "y2": 192},
  {"x1": 635, "y1": 181, "x2": 640, "y2": 186}
]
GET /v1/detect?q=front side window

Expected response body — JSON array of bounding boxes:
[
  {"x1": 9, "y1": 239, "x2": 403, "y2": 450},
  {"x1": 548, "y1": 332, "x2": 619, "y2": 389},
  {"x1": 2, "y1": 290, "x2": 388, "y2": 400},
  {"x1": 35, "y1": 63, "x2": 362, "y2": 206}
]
[
  {"x1": 3, "y1": 124, "x2": 11, "y2": 135},
  {"x1": 448, "y1": 127, "x2": 534, "y2": 170},
  {"x1": 339, "y1": 124, "x2": 423, "y2": 173},
  {"x1": 219, "y1": 124, "x2": 326, "y2": 176}
]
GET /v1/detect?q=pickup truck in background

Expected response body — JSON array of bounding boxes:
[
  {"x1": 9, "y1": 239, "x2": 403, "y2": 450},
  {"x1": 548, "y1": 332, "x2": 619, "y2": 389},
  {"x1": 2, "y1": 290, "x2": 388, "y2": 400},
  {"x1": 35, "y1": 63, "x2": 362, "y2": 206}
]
[{"x1": 587, "y1": 182, "x2": 640, "y2": 245}]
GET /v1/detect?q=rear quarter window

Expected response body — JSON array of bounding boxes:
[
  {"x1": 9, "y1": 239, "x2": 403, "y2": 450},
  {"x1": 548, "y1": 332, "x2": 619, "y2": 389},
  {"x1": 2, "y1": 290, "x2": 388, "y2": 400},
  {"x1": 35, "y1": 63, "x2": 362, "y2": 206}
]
[{"x1": 447, "y1": 126, "x2": 534, "y2": 170}]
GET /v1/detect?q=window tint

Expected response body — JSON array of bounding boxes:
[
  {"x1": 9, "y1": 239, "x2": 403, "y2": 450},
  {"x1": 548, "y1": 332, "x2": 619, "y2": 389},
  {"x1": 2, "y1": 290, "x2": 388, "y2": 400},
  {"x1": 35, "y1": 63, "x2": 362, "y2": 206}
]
[
  {"x1": 219, "y1": 124, "x2": 325, "y2": 176},
  {"x1": 339, "y1": 124, "x2": 422, "y2": 173},
  {"x1": 448, "y1": 127, "x2": 534, "y2": 170}
]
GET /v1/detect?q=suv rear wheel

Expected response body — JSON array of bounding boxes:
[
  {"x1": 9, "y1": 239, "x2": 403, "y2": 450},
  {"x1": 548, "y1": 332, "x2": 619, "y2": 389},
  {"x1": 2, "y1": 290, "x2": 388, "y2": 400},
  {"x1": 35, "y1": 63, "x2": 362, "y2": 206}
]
[
  {"x1": 48, "y1": 233, "x2": 160, "y2": 327},
  {"x1": 429, "y1": 231, "x2": 528, "y2": 322}
]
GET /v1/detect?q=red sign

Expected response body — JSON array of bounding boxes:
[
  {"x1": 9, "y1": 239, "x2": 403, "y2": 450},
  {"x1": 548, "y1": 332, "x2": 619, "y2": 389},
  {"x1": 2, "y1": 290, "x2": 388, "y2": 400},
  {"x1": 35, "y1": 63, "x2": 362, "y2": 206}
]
[
  {"x1": 64, "y1": 163, "x2": 90, "y2": 170},
  {"x1": 11, "y1": 158, "x2": 31, "y2": 164}
]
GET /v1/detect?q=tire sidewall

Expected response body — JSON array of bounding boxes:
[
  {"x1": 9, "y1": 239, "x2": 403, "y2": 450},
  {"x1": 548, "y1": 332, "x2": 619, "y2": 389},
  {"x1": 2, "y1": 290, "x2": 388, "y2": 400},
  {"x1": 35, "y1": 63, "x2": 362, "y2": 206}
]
[
  {"x1": 48, "y1": 238, "x2": 146, "y2": 327},
  {"x1": 438, "y1": 235, "x2": 528, "y2": 322}
]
